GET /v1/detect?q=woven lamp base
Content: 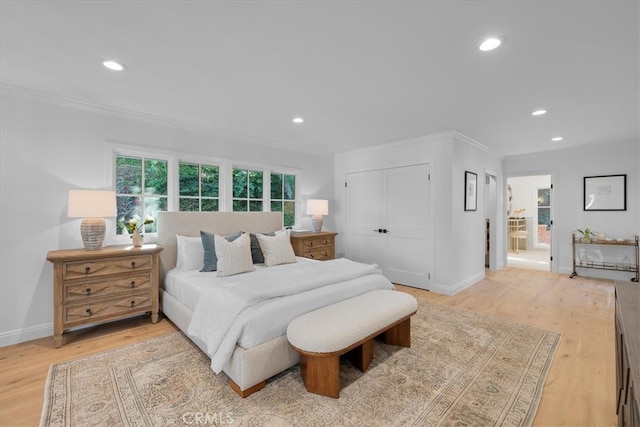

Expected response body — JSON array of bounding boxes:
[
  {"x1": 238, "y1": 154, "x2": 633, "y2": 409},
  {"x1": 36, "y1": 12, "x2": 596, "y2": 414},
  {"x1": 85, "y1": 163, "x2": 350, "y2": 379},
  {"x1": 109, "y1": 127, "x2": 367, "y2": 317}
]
[{"x1": 80, "y1": 218, "x2": 106, "y2": 250}]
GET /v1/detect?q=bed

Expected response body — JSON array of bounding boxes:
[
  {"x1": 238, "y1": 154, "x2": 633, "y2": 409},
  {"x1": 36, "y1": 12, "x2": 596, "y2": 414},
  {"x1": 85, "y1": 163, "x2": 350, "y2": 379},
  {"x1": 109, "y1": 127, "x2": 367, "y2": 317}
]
[{"x1": 157, "y1": 211, "x2": 395, "y2": 397}]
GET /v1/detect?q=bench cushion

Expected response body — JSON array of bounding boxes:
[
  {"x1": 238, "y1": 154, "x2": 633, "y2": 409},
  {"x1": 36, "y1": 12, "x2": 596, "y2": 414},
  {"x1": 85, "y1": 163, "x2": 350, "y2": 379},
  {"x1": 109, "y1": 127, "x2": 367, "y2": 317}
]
[{"x1": 287, "y1": 290, "x2": 418, "y2": 353}]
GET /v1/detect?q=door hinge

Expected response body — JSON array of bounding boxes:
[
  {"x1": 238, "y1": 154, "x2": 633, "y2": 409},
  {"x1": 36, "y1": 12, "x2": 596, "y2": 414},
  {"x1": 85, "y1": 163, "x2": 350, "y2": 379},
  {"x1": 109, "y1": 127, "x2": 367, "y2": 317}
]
[
  {"x1": 550, "y1": 220, "x2": 553, "y2": 226},
  {"x1": 428, "y1": 273, "x2": 431, "y2": 280},
  {"x1": 550, "y1": 256, "x2": 553, "y2": 261},
  {"x1": 428, "y1": 174, "x2": 431, "y2": 181},
  {"x1": 550, "y1": 183, "x2": 553, "y2": 189},
  {"x1": 345, "y1": 182, "x2": 347, "y2": 188}
]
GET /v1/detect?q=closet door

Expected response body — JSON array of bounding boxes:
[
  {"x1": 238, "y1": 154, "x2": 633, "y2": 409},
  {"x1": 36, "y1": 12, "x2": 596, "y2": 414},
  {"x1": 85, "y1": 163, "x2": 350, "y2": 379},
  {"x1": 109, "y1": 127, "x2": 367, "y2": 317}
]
[
  {"x1": 346, "y1": 163, "x2": 432, "y2": 289},
  {"x1": 345, "y1": 169, "x2": 386, "y2": 270}
]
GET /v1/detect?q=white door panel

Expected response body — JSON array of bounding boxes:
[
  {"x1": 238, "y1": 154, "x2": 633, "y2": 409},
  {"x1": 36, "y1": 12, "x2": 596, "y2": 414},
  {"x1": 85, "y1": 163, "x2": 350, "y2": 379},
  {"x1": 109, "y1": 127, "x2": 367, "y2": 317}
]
[{"x1": 346, "y1": 163, "x2": 432, "y2": 289}]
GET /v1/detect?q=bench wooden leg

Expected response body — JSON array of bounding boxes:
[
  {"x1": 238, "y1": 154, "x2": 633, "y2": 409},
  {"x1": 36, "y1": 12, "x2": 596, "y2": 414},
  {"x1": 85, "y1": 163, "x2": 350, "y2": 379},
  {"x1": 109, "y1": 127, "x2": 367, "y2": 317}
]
[
  {"x1": 383, "y1": 317, "x2": 411, "y2": 347},
  {"x1": 229, "y1": 380, "x2": 265, "y2": 398},
  {"x1": 347, "y1": 339, "x2": 374, "y2": 372},
  {"x1": 300, "y1": 354, "x2": 340, "y2": 398}
]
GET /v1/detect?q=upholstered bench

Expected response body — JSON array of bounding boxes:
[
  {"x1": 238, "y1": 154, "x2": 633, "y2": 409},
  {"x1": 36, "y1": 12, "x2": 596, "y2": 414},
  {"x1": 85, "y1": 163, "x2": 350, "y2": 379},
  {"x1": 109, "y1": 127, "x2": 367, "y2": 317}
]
[{"x1": 286, "y1": 289, "x2": 418, "y2": 398}]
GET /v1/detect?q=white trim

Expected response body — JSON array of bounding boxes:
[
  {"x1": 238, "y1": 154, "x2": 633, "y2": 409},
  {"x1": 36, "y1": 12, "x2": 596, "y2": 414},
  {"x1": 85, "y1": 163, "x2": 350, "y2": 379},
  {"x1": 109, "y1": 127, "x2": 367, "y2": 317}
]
[
  {"x1": 338, "y1": 130, "x2": 495, "y2": 157},
  {"x1": 0, "y1": 323, "x2": 52, "y2": 348},
  {"x1": 430, "y1": 271, "x2": 485, "y2": 296}
]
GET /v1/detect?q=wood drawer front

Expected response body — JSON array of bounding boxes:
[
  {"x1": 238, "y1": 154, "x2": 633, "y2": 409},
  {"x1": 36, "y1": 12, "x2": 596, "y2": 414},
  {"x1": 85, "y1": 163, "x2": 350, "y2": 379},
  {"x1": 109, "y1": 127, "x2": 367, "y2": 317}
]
[
  {"x1": 63, "y1": 255, "x2": 153, "y2": 279},
  {"x1": 304, "y1": 248, "x2": 334, "y2": 261},
  {"x1": 302, "y1": 237, "x2": 334, "y2": 250},
  {"x1": 64, "y1": 292, "x2": 152, "y2": 324},
  {"x1": 64, "y1": 274, "x2": 151, "y2": 302}
]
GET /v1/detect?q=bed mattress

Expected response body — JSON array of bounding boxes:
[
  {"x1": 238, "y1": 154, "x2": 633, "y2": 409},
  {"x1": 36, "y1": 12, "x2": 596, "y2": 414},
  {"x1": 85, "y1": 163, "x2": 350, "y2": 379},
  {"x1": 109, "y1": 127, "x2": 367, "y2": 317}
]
[{"x1": 163, "y1": 257, "x2": 395, "y2": 350}]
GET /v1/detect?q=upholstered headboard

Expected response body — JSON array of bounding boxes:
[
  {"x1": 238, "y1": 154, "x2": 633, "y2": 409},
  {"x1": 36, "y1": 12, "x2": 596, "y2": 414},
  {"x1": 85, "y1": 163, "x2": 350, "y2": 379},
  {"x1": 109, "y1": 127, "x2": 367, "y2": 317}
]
[{"x1": 156, "y1": 211, "x2": 283, "y2": 279}]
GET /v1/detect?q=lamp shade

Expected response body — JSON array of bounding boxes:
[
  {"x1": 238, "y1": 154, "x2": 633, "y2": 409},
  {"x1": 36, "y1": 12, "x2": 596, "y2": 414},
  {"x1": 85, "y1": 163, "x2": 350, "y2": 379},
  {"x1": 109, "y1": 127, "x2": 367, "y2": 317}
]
[
  {"x1": 306, "y1": 199, "x2": 328, "y2": 216},
  {"x1": 67, "y1": 190, "x2": 117, "y2": 218},
  {"x1": 67, "y1": 190, "x2": 116, "y2": 250}
]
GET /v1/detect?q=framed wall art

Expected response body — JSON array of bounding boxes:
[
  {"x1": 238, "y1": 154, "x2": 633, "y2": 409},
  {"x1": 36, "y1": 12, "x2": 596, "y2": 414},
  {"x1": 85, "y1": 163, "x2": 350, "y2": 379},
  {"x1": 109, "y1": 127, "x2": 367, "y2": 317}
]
[
  {"x1": 583, "y1": 174, "x2": 626, "y2": 211},
  {"x1": 464, "y1": 171, "x2": 477, "y2": 211}
]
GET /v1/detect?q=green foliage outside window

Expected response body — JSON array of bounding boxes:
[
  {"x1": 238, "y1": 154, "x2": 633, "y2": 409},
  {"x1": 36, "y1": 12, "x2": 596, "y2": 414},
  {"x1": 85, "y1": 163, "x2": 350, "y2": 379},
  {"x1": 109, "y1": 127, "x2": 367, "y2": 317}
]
[
  {"x1": 271, "y1": 173, "x2": 296, "y2": 227},
  {"x1": 115, "y1": 156, "x2": 167, "y2": 234},
  {"x1": 232, "y1": 169, "x2": 263, "y2": 211},
  {"x1": 179, "y1": 162, "x2": 219, "y2": 211}
]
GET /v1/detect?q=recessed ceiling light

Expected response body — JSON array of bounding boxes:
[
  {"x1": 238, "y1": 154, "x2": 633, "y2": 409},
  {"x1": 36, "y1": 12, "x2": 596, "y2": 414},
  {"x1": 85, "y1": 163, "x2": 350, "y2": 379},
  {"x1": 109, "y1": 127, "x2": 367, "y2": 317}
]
[
  {"x1": 531, "y1": 109, "x2": 547, "y2": 116},
  {"x1": 479, "y1": 36, "x2": 505, "y2": 51},
  {"x1": 102, "y1": 60, "x2": 126, "y2": 71},
  {"x1": 292, "y1": 117, "x2": 304, "y2": 124},
  {"x1": 551, "y1": 136, "x2": 564, "y2": 142}
]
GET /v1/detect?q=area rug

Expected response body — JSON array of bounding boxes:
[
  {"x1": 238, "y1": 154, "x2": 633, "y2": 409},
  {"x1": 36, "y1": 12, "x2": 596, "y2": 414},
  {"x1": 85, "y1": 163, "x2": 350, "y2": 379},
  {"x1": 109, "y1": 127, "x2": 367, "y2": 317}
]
[{"x1": 40, "y1": 299, "x2": 560, "y2": 427}]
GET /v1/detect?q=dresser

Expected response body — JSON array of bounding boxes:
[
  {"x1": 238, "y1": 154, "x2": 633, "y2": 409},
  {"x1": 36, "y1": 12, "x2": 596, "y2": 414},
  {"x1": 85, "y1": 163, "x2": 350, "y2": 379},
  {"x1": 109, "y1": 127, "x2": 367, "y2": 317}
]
[
  {"x1": 290, "y1": 232, "x2": 337, "y2": 261},
  {"x1": 615, "y1": 281, "x2": 640, "y2": 426},
  {"x1": 46, "y1": 244, "x2": 163, "y2": 347}
]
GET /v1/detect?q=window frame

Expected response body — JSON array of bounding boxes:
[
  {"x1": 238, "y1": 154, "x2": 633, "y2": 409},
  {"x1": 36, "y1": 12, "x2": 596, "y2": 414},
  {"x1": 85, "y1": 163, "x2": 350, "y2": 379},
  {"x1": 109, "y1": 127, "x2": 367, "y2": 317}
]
[{"x1": 107, "y1": 143, "x2": 301, "y2": 242}]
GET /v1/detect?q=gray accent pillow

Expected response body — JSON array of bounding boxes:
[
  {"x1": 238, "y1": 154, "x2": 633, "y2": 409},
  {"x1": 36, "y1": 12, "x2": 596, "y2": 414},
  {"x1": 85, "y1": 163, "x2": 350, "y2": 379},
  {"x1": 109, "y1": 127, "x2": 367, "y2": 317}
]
[
  {"x1": 200, "y1": 230, "x2": 243, "y2": 272},
  {"x1": 249, "y1": 232, "x2": 275, "y2": 264}
]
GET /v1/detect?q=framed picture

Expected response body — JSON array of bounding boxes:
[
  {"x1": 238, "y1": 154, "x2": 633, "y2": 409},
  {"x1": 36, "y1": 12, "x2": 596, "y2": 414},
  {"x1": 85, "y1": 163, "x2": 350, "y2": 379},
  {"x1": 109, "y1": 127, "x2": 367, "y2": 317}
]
[
  {"x1": 584, "y1": 174, "x2": 626, "y2": 211},
  {"x1": 464, "y1": 171, "x2": 477, "y2": 211}
]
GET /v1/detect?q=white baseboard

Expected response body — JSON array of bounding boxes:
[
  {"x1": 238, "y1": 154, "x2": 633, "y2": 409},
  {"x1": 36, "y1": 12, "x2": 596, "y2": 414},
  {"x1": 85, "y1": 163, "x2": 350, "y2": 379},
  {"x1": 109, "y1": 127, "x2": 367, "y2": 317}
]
[
  {"x1": 430, "y1": 272, "x2": 485, "y2": 296},
  {"x1": 0, "y1": 323, "x2": 53, "y2": 347}
]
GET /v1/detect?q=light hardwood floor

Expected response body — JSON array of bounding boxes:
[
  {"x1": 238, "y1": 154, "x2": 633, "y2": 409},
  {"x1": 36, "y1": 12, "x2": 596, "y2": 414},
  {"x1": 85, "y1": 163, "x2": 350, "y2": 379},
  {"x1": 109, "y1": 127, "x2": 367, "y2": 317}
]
[{"x1": 0, "y1": 267, "x2": 617, "y2": 426}]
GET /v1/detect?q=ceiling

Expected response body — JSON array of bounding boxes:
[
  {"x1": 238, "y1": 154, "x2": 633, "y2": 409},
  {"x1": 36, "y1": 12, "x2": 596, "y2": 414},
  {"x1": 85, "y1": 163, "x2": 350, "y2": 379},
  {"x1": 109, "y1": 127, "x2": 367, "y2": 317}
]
[{"x1": 1, "y1": 1, "x2": 638, "y2": 157}]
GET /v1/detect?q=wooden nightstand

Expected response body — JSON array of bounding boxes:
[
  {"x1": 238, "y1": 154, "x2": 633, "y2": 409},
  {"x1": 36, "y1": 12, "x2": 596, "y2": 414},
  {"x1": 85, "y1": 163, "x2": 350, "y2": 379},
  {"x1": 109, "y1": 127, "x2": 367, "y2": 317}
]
[
  {"x1": 46, "y1": 244, "x2": 163, "y2": 348},
  {"x1": 290, "y1": 232, "x2": 337, "y2": 261}
]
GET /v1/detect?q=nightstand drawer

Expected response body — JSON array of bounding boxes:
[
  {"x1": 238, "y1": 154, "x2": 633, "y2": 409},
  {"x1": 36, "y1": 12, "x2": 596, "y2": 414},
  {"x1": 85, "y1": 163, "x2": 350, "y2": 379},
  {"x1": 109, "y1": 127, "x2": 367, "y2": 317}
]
[
  {"x1": 64, "y1": 274, "x2": 152, "y2": 302},
  {"x1": 64, "y1": 292, "x2": 152, "y2": 325},
  {"x1": 63, "y1": 255, "x2": 153, "y2": 279},
  {"x1": 302, "y1": 237, "x2": 334, "y2": 250},
  {"x1": 303, "y1": 248, "x2": 334, "y2": 261}
]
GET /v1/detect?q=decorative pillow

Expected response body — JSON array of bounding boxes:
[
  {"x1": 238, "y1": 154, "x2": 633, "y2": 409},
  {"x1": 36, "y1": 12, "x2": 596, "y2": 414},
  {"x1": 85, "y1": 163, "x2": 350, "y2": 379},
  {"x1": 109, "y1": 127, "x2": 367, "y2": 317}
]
[
  {"x1": 248, "y1": 232, "x2": 275, "y2": 264},
  {"x1": 200, "y1": 230, "x2": 242, "y2": 272},
  {"x1": 176, "y1": 235, "x2": 204, "y2": 270},
  {"x1": 214, "y1": 232, "x2": 254, "y2": 277},
  {"x1": 257, "y1": 229, "x2": 297, "y2": 267}
]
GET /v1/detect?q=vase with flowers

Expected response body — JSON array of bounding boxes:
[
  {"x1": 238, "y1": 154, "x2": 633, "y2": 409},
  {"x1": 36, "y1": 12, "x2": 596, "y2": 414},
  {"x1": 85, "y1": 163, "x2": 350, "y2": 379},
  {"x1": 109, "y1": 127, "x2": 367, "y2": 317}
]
[{"x1": 121, "y1": 216, "x2": 154, "y2": 247}]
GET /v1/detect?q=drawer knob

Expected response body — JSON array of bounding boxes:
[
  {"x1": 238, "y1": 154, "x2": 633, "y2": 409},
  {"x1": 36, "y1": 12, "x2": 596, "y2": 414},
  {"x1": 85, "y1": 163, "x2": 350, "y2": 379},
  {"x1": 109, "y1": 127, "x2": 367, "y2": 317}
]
[
  {"x1": 131, "y1": 261, "x2": 136, "y2": 268},
  {"x1": 309, "y1": 253, "x2": 315, "y2": 258},
  {"x1": 85, "y1": 308, "x2": 92, "y2": 315},
  {"x1": 84, "y1": 288, "x2": 91, "y2": 295},
  {"x1": 130, "y1": 300, "x2": 136, "y2": 307},
  {"x1": 308, "y1": 242, "x2": 313, "y2": 247},
  {"x1": 130, "y1": 281, "x2": 136, "y2": 288},
  {"x1": 85, "y1": 266, "x2": 91, "y2": 274}
]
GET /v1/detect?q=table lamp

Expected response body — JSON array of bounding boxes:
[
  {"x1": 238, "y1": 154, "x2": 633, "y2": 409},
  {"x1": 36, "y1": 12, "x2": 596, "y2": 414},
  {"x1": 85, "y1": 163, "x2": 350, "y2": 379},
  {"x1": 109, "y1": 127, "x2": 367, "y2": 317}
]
[
  {"x1": 67, "y1": 189, "x2": 117, "y2": 250},
  {"x1": 306, "y1": 199, "x2": 328, "y2": 233}
]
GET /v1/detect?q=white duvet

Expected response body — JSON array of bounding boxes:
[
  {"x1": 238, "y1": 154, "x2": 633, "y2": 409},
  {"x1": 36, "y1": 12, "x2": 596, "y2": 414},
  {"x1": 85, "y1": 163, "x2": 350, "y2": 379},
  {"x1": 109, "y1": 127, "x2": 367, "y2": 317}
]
[{"x1": 184, "y1": 258, "x2": 393, "y2": 373}]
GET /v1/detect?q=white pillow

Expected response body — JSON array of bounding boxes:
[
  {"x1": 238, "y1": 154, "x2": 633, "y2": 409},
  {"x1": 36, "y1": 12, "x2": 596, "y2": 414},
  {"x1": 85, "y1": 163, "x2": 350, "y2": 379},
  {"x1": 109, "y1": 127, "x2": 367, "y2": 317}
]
[
  {"x1": 176, "y1": 235, "x2": 204, "y2": 270},
  {"x1": 214, "y1": 232, "x2": 254, "y2": 277},
  {"x1": 256, "y1": 229, "x2": 297, "y2": 267}
]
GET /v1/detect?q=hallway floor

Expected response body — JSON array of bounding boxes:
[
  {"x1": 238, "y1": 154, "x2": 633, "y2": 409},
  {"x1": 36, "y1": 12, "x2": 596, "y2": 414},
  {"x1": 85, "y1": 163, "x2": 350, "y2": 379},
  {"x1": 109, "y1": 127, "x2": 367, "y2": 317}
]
[{"x1": 507, "y1": 246, "x2": 550, "y2": 271}]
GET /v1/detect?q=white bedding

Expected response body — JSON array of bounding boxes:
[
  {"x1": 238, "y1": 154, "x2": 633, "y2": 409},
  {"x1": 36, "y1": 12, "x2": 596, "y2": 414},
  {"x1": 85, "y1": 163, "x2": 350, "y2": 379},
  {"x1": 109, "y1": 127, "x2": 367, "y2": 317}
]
[{"x1": 164, "y1": 257, "x2": 394, "y2": 373}]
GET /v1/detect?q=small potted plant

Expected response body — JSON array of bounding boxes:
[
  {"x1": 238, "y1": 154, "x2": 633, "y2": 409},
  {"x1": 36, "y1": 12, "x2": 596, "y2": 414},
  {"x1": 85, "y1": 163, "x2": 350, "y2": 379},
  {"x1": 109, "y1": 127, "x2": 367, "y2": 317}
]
[
  {"x1": 120, "y1": 216, "x2": 154, "y2": 247},
  {"x1": 574, "y1": 227, "x2": 597, "y2": 243}
]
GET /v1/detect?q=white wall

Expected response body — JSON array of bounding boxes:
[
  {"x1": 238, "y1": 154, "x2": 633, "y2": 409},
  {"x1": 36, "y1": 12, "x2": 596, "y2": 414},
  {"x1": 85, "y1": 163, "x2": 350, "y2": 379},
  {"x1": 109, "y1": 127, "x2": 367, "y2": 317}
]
[
  {"x1": 504, "y1": 141, "x2": 639, "y2": 279},
  {"x1": 0, "y1": 87, "x2": 334, "y2": 346},
  {"x1": 334, "y1": 132, "x2": 504, "y2": 295}
]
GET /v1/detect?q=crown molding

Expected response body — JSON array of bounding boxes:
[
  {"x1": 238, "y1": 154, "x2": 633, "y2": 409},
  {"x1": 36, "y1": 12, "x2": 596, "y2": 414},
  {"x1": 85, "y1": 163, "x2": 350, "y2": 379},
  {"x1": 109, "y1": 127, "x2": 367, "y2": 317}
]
[{"x1": 1, "y1": 83, "x2": 332, "y2": 158}]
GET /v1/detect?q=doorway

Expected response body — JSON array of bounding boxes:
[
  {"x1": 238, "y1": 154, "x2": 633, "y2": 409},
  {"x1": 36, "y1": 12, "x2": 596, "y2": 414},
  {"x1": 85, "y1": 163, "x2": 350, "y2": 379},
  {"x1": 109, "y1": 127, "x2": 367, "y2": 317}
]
[{"x1": 506, "y1": 175, "x2": 552, "y2": 271}]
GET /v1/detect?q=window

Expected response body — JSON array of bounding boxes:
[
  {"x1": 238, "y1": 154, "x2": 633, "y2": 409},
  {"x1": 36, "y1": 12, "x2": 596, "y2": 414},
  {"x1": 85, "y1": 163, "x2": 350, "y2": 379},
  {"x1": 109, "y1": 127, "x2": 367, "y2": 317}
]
[
  {"x1": 232, "y1": 168, "x2": 263, "y2": 212},
  {"x1": 112, "y1": 145, "x2": 300, "y2": 232},
  {"x1": 271, "y1": 173, "x2": 296, "y2": 227},
  {"x1": 115, "y1": 155, "x2": 168, "y2": 234},
  {"x1": 179, "y1": 162, "x2": 219, "y2": 211},
  {"x1": 537, "y1": 188, "x2": 550, "y2": 228}
]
